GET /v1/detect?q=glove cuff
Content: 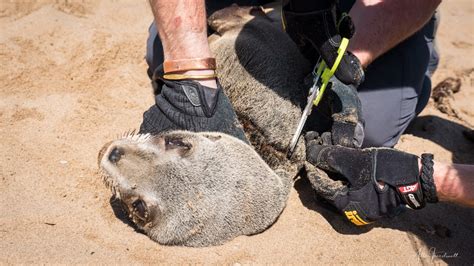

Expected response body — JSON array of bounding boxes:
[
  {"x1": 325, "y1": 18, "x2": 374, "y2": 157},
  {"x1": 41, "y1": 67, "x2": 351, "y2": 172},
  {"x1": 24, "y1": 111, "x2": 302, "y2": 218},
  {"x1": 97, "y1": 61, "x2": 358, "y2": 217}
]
[
  {"x1": 420, "y1": 153, "x2": 438, "y2": 203},
  {"x1": 374, "y1": 149, "x2": 426, "y2": 210}
]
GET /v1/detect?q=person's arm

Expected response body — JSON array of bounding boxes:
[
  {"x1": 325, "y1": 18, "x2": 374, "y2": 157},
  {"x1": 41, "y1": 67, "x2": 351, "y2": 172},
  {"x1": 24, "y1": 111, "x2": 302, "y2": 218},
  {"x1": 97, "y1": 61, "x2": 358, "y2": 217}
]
[
  {"x1": 348, "y1": 0, "x2": 441, "y2": 67},
  {"x1": 433, "y1": 162, "x2": 474, "y2": 207},
  {"x1": 148, "y1": 0, "x2": 217, "y2": 88},
  {"x1": 139, "y1": 0, "x2": 248, "y2": 141}
]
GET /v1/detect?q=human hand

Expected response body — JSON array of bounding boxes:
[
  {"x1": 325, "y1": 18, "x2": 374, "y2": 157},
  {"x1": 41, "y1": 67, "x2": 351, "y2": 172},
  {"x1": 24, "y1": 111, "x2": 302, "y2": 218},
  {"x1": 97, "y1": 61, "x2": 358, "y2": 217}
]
[
  {"x1": 305, "y1": 132, "x2": 437, "y2": 225},
  {"x1": 283, "y1": 1, "x2": 364, "y2": 86},
  {"x1": 140, "y1": 75, "x2": 247, "y2": 143}
]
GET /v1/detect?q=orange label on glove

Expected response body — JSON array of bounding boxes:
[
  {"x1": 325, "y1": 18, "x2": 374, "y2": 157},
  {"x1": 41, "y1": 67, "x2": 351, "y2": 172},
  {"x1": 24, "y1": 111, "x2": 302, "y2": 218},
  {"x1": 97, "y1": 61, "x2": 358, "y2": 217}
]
[{"x1": 344, "y1": 210, "x2": 371, "y2": 226}]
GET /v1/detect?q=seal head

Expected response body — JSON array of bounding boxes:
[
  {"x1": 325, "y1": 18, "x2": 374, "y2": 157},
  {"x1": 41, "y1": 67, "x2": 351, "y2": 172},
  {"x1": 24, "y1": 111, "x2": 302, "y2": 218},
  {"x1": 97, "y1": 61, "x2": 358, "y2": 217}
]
[{"x1": 98, "y1": 131, "x2": 291, "y2": 247}]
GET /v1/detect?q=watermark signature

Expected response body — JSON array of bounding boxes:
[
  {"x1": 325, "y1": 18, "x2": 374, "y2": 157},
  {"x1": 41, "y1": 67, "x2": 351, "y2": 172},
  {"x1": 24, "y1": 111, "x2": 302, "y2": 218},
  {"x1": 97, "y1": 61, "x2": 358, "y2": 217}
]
[{"x1": 416, "y1": 247, "x2": 460, "y2": 261}]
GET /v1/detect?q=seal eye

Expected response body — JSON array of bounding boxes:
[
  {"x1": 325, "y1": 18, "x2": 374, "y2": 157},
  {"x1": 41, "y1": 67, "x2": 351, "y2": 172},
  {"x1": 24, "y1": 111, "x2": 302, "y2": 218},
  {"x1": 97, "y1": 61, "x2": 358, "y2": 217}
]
[
  {"x1": 132, "y1": 199, "x2": 147, "y2": 221},
  {"x1": 109, "y1": 147, "x2": 124, "y2": 163},
  {"x1": 165, "y1": 137, "x2": 192, "y2": 150}
]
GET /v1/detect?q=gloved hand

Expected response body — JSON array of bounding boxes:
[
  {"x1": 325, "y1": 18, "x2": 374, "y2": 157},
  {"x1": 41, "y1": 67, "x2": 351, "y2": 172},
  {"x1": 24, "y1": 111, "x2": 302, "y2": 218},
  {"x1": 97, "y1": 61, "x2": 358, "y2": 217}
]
[
  {"x1": 139, "y1": 77, "x2": 248, "y2": 143},
  {"x1": 325, "y1": 77, "x2": 365, "y2": 148},
  {"x1": 305, "y1": 132, "x2": 438, "y2": 225},
  {"x1": 283, "y1": 0, "x2": 364, "y2": 86}
]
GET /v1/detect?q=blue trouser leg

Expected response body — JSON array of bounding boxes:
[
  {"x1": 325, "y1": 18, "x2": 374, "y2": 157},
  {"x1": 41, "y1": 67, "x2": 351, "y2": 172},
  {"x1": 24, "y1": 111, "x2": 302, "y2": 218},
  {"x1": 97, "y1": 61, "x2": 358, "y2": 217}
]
[
  {"x1": 359, "y1": 14, "x2": 439, "y2": 148},
  {"x1": 416, "y1": 10, "x2": 440, "y2": 116},
  {"x1": 145, "y1": 22, "x2": 162, "y2": 79}
]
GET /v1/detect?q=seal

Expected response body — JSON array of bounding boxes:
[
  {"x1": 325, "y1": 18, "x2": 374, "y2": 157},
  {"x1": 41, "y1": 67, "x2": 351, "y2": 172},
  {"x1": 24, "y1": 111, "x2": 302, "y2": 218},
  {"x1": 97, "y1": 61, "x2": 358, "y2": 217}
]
[{"x1": 98, "y1": 130, "x2": 291, "y2": 247}]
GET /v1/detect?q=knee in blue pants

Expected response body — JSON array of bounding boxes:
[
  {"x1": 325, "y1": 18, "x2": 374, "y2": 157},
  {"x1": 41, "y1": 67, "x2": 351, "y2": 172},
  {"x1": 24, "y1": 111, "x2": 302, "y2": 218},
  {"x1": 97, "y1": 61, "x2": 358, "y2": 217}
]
[{"x1": 359, "y1": 14, "x2": 438, "y2": 148}]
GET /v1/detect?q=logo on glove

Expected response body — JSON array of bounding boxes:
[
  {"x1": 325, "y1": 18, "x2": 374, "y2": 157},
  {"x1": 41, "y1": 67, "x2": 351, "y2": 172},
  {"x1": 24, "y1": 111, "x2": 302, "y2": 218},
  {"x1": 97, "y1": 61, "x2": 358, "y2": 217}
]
[
  {"x1": 397, "y1": 182, "x2": 425, "y2": 209},
  {"x1": 344, "y1": 210, "x2": 370, "y2": 226},
  {"x1": 398, "y1": 183, "x2": 419, "y2": 193}
]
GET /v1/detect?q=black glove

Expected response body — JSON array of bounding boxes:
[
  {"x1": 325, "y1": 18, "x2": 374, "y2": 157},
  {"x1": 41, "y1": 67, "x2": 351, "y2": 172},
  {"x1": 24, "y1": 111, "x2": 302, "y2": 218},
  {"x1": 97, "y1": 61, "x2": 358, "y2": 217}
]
[
  {"x1": 326, "y1": 77, "x2": 365, "y2": 148},
  {"x1": 283, "y1": 0, "x2": 364, "y2": 86},
  {"x1": 305, "y1": 132, "x2": 438, "y2": 225},
  {"x1": 139, "y1": 77, "x2": 248, "y2": 142}
]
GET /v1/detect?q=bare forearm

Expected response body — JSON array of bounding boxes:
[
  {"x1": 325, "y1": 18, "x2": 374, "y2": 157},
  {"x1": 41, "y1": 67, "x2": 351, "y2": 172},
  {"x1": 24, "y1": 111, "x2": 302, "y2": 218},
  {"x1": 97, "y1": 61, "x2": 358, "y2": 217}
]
[
  {"x1": 149, "y1": 0, "x2": 211, "y2": 61},
  {"x1": 434, "y1": 162, "x2": 474, "y2": 207},
  {"x1": 348, "y1": 0, "x2": 441, "y2": 67},
  {"x1": 148, "y1": 0, "x2": 216, "y2": 87}
]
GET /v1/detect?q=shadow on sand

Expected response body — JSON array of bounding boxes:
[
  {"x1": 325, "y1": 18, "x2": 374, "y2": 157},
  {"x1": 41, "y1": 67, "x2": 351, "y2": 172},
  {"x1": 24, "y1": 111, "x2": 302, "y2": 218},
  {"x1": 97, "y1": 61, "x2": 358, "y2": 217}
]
[
  {"x1": 294, "y1": 177, "x2": 474, "y2": 264},
  {"x1": 404, "y1": 115, "x2": 474, "y2": 164}
]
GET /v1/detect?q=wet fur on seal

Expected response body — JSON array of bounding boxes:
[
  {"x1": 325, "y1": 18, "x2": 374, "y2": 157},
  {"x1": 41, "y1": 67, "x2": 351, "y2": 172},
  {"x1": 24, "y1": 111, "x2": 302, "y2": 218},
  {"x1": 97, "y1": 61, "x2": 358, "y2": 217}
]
[{"x1": 98, "y1": 131, "x2": 291, "y2": 247}]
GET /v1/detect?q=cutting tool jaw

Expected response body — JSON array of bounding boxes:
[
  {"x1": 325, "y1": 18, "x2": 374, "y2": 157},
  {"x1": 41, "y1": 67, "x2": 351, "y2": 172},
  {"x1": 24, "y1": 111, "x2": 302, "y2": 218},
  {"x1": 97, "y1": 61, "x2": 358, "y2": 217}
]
[
  {"x1": 286, "y1": 63, "x2": 323, "y2": 159},
  {"x1": 286, "y1": 38, "x2": 350, "y2": 159}
]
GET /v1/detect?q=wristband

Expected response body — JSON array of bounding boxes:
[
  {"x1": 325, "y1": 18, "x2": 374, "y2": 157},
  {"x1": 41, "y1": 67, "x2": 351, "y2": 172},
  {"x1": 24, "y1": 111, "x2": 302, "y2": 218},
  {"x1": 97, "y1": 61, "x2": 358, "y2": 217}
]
[
  {"x1": 163, "y1": 58, "x2": 216, "y2": 73},
  {"x1": 420, "y1": 153, "x2": 438, "y2": 203},
  {"x1": 163, "y1": 73, "x2": 217, "y2": 80}
]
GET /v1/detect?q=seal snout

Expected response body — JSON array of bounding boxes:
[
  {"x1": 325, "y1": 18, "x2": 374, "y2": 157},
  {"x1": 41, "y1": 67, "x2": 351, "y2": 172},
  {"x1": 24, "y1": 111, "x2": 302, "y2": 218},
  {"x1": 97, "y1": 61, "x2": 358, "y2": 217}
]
[{"x1": 98, "y1": 140, "x2": 113, "y2": 166}]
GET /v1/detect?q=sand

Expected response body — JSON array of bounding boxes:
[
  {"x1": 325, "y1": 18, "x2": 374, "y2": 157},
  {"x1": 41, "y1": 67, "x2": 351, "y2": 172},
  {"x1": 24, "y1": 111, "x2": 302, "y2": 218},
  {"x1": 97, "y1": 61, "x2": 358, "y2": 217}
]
[{"x1": 1, "y1": 0, "x2": 473, "y2": 264}]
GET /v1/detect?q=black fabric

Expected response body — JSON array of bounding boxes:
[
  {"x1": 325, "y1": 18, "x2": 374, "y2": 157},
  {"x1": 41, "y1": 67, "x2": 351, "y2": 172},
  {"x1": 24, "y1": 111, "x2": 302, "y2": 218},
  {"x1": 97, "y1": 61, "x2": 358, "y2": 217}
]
[
  {"x1": 140, "y1": 78, "x2": 248, "y2": 143},
  {"x1": 286, "y1": 0, "x2": 331, "y2": 12},
  {"x1": 373, "y1": 149, "x2": 420, "y2": 186},
  {"x1": 339, "y1": 0, "x2": 356, "y2": 13},
  {"x1": 337, "y1": 13, "x2": 355, "y2": 39},
  {"x1": 420, "y1": 153, "x2": 438, "y2": 203},
  {"x1": 282, "y1": 4, "x2": 364, "y2": 86},
  {"x1": 305, "y1": 136, "x2": 428, "y2": 224}
]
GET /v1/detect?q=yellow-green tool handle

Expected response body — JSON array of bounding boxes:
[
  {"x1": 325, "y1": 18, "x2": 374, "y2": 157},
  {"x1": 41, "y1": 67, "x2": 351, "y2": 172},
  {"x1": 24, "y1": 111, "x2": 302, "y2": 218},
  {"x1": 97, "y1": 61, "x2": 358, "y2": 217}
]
[{"x1": 313, "y1": 37, "x2": 350, "y2": 106}]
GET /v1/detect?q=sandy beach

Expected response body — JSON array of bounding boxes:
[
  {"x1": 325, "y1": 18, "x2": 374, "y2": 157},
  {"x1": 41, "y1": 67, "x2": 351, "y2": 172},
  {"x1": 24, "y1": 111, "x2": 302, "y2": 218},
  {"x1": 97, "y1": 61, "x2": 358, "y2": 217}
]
[{"x1": 1, "y1": 0, "x2": 473, "y2": 264}]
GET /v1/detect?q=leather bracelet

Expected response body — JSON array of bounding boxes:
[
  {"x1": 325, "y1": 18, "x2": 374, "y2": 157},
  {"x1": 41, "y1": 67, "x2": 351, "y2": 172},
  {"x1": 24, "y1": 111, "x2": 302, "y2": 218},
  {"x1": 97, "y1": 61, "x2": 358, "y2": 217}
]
[
  {"x1": 420, "y1": 153, "x2": 438, "y2": 203},
  {"x1": 163, "y1": 73, "x2": 217, "y2": 80},
  {"x1": 163, "y1": 57, "x2": 216, "y2": 73}
]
